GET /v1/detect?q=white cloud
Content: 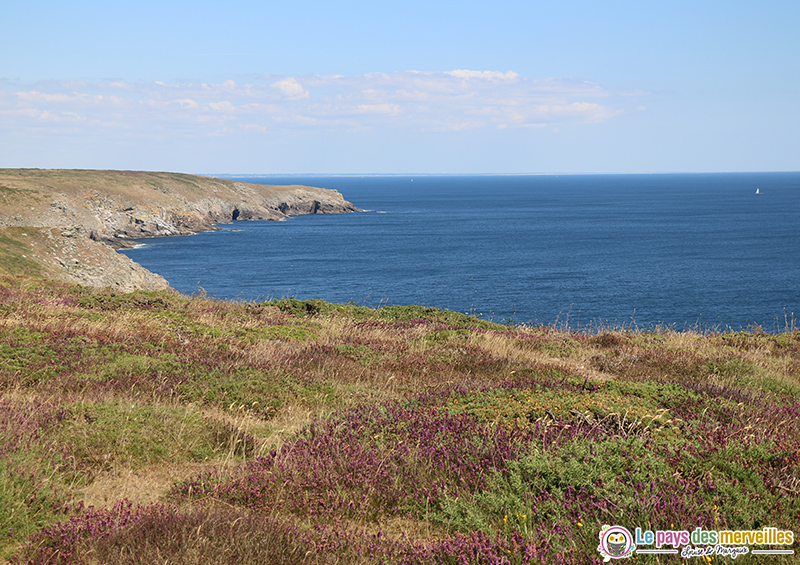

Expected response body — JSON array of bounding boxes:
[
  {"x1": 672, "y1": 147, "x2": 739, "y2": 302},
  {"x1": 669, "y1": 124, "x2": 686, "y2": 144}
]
[
  {"x1": 356, "y1": 103, "x2": 402, "y2": 115},
  {"x1": 0, "y1": 70, "x2": 643, "y2": 140},
  {"x1": 446, "y1": 69, "x2": 520, "y2": 81},
  {"x1": 271, "y1": 77, "x2": 309, "y2": 100},
  {"x1": 177, "y1": 98, "x2": 199, "y2": 109},
  {"x1": 207, "y1": 101, "x2": 237, "y2": 113}
]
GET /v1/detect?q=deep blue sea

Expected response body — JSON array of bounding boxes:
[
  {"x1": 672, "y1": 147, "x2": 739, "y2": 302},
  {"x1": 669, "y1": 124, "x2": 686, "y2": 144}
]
[{"x1": 120, "y1": 173, "x2": 800, "y2": 332}]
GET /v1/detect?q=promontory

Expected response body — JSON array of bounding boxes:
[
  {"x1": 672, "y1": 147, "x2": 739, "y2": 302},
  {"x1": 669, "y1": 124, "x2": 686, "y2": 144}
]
[{"x1": 0, "y1": 169, "x2": 360, "y2": 291}]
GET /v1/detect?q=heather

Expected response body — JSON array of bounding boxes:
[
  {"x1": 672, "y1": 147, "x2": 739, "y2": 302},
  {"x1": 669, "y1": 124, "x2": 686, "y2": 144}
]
[{"x1": 1, "y1": 275, "x2": 798, "y2": 563}]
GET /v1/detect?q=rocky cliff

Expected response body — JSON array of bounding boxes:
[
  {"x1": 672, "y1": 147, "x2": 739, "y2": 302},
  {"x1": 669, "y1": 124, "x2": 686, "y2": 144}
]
[{"x1": 0, "y1": 169, "x2": 360, "y2": 291}]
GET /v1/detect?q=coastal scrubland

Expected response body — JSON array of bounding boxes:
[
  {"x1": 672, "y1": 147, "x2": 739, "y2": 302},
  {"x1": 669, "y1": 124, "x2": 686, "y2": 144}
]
[{"x1": 1, "y1": 275, "x2": 798, "y2": 563}]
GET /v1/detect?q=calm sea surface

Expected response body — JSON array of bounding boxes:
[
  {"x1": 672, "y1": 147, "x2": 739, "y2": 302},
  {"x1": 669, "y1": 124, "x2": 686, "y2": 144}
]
[{"x1": 120, "y1": 173, "x2": 800, "y2": 332}]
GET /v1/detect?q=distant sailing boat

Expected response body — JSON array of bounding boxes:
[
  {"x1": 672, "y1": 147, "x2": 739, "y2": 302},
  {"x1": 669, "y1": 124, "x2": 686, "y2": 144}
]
[{"x1": 756, "y1": 188, "x2": 760, "y2": 194}]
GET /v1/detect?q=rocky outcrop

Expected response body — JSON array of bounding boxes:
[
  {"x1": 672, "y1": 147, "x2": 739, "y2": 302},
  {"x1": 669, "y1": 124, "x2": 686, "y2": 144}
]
[
  {"x1": 80, "y1": 183, "x2": 359, "y2": 248},
  {"x1": 0, "y1": 170, "x2": 360, "y2": 290}
]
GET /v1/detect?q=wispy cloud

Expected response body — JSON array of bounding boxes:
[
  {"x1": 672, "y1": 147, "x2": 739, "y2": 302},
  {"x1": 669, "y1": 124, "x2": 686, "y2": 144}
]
[{"x1": 0, "y1": 70, "x2": 645, "y2": 139}]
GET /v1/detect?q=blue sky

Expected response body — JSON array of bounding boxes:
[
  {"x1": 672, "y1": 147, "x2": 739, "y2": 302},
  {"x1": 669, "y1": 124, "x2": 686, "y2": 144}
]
[{"x1": 1, "y1": 0, "x2": 798, "y2": 174}]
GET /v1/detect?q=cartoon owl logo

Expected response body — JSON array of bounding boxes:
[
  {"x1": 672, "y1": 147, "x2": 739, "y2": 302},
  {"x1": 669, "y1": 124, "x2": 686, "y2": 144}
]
[
  {"x1": 598, "y1": 525, "x2": 635, "y2": 561},
  {"x1": 607, "y1": 532, "x2": 627, "y2": 555}
]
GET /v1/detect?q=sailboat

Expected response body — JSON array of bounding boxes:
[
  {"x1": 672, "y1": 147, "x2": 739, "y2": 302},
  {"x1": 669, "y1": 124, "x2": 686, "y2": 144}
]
[{"x1": 756, "y1": 188, "x2": 760, "y2": 194}]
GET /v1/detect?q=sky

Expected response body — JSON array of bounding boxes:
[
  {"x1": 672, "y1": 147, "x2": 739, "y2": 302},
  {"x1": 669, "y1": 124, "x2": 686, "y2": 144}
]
[{"x1": 1, "y1": 0, "x2": 798, "y2": 174}]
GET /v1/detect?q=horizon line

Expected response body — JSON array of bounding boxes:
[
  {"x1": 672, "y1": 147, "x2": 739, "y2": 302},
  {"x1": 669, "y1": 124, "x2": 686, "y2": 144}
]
[{"x1": 211, "y1": 170, "x2": 800, "y2": 178}]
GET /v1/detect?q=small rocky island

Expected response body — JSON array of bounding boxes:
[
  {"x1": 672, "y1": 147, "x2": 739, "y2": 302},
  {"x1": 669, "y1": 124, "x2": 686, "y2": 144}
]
[{"x1": 0, "y1": 169, "x2": 360, "y2": 291}]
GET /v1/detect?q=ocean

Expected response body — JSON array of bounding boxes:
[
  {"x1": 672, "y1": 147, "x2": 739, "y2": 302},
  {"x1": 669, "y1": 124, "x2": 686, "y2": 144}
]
[{"x1": 119, "y1": 173, "x2": 800, "y2": 332}]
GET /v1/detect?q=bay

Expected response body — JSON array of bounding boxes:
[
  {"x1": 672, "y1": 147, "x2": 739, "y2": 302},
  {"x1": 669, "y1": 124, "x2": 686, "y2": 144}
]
[{"x1": 120, "y1": 173, "x2": 800, "y2": 332}]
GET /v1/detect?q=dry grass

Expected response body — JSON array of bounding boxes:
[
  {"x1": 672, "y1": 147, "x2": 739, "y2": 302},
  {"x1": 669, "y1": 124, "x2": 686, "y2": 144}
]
[{"x1": 2, "y1": 276, "x2": 799, "y2": 563}]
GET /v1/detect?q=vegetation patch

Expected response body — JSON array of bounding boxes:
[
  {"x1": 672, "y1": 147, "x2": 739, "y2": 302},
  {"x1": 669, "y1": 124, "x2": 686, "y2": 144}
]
[
  {"x1": 52, "y1": 400, "x2": 257, "y2": 471},
  {"x1": 1, "y1": 275, "x2": 798, "y2": 563},
  {"x1": 446, "y1": 381, "x2": 676, "y2": 435},
  {"x1": 0, "y1": 229, "x2": 47, "y2": 278}
]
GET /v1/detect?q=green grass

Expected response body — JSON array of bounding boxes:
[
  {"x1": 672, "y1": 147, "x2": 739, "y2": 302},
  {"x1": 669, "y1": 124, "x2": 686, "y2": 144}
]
[
  {"x1": 0, "y1": 230, "x2": 46, "y2": 278},
  {"x1": 1, "y1": 275, "x2": 798, "y2": 563},
  {"x1": 52, "y1": 400, "x2": 257, "y2": 470}
]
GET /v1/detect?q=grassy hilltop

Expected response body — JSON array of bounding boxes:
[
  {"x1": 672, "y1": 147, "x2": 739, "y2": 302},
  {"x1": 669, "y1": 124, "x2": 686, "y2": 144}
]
[
  {"x1": 0, "y1": 275, "x2": 798, "y2": 564},
  {"x1": 0, "y1": 169, "x2": 358, "y2": 291}
]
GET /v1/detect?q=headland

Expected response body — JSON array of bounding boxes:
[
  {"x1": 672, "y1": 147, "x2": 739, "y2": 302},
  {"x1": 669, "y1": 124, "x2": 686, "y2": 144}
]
[{"x1": 0, "y1": 169, "x2": 359, "y2": 291}]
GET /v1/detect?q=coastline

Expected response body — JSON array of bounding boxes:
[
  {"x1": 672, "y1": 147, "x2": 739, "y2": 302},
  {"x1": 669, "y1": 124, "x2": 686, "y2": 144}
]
[{"x1": 0, "y1": 169, "x2": 360, "y2": 291}]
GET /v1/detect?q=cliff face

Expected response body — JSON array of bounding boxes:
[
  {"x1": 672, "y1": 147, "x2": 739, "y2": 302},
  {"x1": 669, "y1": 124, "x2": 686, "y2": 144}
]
[{"x1": 0, "y1": 169, "x2": 360, "y2": 290}]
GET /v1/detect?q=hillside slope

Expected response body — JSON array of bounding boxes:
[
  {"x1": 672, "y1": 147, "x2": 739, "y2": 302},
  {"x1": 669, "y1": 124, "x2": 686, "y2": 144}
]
[
  {"x1": 1, "y1": 278, "x2": 798, "y2": 563},
  {"x1": 0, "y1": 169, "x2": 359, "y2": 290}
]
